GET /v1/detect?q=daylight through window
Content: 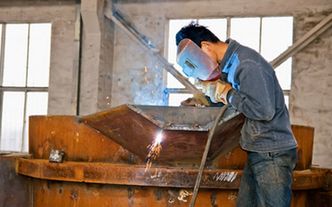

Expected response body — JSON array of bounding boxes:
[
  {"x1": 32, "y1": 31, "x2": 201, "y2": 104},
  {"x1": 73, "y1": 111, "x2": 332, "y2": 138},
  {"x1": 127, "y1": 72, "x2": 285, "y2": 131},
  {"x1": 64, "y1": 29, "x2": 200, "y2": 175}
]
[
  {"x1": 0, "y1": 23, "x2": 51, "y2": 152},
  {"x1": 167, "y1": 17, "x2": 293, "y2": 107}
]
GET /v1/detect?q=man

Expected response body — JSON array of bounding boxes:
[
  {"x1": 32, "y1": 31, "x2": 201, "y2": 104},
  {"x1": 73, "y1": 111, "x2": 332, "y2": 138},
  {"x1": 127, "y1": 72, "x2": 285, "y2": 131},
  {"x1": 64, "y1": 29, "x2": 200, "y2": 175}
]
[{"x1": 176, "y1": 23, "x2": 298, "y2": 207}]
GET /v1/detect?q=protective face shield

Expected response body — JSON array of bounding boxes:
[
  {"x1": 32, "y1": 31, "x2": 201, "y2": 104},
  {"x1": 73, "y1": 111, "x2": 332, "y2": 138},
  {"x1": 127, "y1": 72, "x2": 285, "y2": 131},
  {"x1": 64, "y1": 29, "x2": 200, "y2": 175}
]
[{"x1": 176, "y1": 38, "x2": 221, "y2": 81}]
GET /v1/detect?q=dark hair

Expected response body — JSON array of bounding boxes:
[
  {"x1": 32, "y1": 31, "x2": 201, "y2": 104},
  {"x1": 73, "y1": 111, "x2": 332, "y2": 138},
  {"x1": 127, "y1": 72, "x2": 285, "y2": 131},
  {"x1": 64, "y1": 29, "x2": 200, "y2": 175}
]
[{"x1": 175, "y1": 22, "x2": 220, "y2": 47}]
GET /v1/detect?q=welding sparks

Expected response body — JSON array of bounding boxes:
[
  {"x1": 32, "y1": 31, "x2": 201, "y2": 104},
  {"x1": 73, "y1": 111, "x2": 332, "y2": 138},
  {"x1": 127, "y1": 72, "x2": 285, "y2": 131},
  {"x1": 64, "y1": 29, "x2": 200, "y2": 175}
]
[{"x1": 145, "y1": 131, "x2": 163, "y2": 172}]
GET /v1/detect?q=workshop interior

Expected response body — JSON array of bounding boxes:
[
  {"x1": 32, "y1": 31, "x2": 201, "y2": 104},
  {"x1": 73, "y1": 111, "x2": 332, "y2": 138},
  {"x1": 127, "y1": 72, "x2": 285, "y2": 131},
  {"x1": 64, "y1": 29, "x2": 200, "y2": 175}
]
[{"x1": 0, "y1": 0, "x2": 331, "y2": 206}]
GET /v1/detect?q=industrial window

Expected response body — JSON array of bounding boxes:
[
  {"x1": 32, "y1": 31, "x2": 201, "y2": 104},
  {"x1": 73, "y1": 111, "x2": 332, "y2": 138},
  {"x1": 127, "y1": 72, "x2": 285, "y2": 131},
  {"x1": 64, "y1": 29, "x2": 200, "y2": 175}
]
[
  {"x1": 0, "y1": 23, "x2": 51, "y2": 152},
  {"x1": 166, "y1": 17, "x2": 293, "y2": 107}
]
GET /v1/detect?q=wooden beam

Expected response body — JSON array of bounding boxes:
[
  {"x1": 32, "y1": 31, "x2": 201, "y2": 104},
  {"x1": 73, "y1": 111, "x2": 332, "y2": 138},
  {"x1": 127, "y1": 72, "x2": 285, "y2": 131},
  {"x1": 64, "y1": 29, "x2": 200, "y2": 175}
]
[{"x1": 16, "y1": 158, "x2": 327, "y2": 190}]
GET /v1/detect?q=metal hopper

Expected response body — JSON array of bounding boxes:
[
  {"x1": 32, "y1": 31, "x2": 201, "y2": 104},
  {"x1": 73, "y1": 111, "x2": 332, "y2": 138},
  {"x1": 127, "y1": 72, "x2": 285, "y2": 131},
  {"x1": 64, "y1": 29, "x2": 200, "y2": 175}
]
[{"x1": 80, "y1": 105, "x2": 244, "y2": 163}]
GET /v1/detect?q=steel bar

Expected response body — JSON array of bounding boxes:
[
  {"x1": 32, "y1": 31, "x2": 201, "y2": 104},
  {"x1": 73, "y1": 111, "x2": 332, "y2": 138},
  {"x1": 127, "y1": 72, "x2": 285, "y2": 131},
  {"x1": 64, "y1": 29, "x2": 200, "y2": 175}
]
[
  {"x1": 104, "y1": 8, "x2": 202, "y2": 95},
  {"x1": 270, "y1": 13, "x2": 332, "y2": 68}
]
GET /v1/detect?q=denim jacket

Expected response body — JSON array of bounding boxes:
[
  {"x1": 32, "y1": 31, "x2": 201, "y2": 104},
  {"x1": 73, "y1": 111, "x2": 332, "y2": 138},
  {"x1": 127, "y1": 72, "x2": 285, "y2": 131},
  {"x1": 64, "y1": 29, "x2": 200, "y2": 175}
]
[{"x1": 220, "y1": 39, "x2": 297, "y2": 152}]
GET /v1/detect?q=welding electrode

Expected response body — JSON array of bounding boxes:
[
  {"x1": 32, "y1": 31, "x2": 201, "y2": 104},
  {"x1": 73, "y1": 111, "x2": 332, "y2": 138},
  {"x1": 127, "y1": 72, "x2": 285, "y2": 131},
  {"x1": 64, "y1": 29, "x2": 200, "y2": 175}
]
[{"x1": 189, "y1": 105, "x2": 228, "y2": 207}]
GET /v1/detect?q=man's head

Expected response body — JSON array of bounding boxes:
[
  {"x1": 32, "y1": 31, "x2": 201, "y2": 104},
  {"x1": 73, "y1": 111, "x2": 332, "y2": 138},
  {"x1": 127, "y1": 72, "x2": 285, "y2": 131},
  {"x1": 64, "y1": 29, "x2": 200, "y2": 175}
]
[
  {"x1": 176, "y1": 23, "x2": 225, "y2": 66},
  {"x1": 176, "y1": 23, "x2": 226, "y2": 80},
  {"x1": 176, "y1": 22, "x2": 220, "y2": 47}
]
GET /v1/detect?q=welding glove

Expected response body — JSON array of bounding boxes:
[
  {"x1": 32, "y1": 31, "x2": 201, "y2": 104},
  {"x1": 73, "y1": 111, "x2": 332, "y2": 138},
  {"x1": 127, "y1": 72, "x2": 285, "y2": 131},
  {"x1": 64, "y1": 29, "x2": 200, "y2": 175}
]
[
  {"x1": 180, "y1": 94, "x2": 210, "y2": 107},
  {"x1": 199, "y1": 80, "x2": 232, "y2": 104}
]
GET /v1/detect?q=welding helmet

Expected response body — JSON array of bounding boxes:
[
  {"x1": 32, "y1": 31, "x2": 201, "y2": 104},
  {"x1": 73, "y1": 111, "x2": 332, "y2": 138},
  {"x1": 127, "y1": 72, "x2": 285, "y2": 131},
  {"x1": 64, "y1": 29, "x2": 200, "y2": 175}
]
[{"x1": 176, "y1": 38, "x2": 221, "y2": 81}]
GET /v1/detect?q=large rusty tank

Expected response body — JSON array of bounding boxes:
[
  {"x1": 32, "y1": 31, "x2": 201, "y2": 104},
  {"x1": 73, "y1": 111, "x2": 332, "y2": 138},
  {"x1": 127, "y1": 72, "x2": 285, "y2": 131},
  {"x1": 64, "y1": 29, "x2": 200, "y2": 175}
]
[{"x1": 2, "y1": 105, "x2": 329, "y2": 207}]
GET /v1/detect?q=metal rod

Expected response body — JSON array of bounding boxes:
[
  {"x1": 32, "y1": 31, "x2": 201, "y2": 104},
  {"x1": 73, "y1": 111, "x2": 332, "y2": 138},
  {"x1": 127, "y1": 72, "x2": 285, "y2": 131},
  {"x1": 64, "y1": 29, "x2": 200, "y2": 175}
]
[
  {"x1": 189, "y1": 105, "x2": 228, "y2": 207},
  {"x1": 75, "y1": 3, "x2": 82, "y2": 116},
  {"x1": 21, "y1": 24, "x2": 31, "y2": 152},
  {"x1": 104, "y1": 8, "x2": 203, "y2": 95},
  {"x1": 270, "y1": 13, "x2": 332, "y2": 68},
  {"x1": 0, "y1": 24, "x2": 6, "y2": 149}
]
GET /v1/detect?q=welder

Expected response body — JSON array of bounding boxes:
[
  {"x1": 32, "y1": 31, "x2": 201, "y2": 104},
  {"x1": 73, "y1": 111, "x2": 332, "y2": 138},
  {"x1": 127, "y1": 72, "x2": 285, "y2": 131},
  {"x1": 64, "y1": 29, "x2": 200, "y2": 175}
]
[{"x1": 176, "y1": 23, "x2": 298, "y2": 207}]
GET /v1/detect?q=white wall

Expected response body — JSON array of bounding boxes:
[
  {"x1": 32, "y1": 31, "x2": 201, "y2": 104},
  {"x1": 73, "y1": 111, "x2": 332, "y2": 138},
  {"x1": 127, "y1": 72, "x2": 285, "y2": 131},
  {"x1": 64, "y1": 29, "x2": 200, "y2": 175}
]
[{"x1": 0, "y1": 2, "x2": 79, "y2": 115}]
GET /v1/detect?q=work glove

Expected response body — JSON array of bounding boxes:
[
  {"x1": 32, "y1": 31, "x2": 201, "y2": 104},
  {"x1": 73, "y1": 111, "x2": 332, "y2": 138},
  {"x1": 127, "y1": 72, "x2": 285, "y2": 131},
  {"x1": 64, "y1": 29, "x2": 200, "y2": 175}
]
[
  {"x1": 199, "y1": 80, "x2": 232, "y2": 104},
  {"x1": 180, "y1": 93, "x2": 210, "y2": 107}
]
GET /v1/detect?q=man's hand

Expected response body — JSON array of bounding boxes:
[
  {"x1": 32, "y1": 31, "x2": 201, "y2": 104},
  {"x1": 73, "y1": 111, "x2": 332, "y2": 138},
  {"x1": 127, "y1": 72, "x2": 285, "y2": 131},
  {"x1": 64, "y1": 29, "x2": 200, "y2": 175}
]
[
  {"x1": 200, "y1": 80, "x2": 232, "y2": 104},
  {"x1": 180, "y1": 94, "x2": 209, "y2": 107},
  {"x1": 180, "y1": 97, "x2": 205, "y2": 107},
  {"x1": 215, "y1": 80, "x2": 233, "y2": 104}
]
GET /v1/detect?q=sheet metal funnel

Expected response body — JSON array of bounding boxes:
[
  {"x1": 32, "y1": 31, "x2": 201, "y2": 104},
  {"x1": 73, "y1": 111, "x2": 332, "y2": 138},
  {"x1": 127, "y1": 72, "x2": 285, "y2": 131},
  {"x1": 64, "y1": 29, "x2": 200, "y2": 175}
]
[{"x1": 80, "y1": 105, "x2": 244, "y2": 163}]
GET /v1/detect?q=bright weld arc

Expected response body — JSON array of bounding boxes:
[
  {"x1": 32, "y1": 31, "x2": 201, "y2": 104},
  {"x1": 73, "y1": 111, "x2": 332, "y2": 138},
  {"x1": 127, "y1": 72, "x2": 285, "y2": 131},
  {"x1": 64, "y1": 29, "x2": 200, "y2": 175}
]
[
  {"x1": 155, "y1": 131, "x2": 163, "y2": 144},
  {"x1": 145, "y1": 131, "x2": 163, "y2": 172}
]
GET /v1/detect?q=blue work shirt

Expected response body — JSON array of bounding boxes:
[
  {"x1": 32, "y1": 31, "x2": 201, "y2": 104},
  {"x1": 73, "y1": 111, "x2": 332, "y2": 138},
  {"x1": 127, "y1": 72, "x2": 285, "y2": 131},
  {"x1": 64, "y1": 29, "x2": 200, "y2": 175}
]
[{"x1": 220, "y1": 39, "x2": 297, "y2": 152}]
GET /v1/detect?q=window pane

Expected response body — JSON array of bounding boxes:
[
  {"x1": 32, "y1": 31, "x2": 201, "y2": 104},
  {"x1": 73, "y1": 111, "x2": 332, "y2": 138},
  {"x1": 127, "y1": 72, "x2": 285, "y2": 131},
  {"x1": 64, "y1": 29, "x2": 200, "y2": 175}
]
[
  {"x1": 198, "y1": 19, "x2": 227, "y2": 41},
  {"x1": 168, "y1": 93, "x2": 192, "y2": 106},
  {"x1": 22, "y1": 92, "x2": 48, "y2": 152},
  {"x1": 28, "y1": 23, "x2": 52, "y2": 87},
  {"x1": 168, "y1": 19, "x2": 196, "y2": 88},
  {"x1": 275, "y1": 58, "x2": 292, "y2": 90},
  {"x1": 230, "y1": 17, "x2": 260, "y2": 52},
  {"x1": 261, "y1": 17, "x2": 293, "y2": 61},
  {"x1": 284, "y1": 95, "x2": 289, "y2": 109},
  {"x1": 261, "y1": 17, "x2": 293, "y2": 90},
  {"x1": 0, "y1": 92, "x2": 25, "y2": 151},
  {"x1": 3, "y1": 24, "x2": 29, "y2": 86}
]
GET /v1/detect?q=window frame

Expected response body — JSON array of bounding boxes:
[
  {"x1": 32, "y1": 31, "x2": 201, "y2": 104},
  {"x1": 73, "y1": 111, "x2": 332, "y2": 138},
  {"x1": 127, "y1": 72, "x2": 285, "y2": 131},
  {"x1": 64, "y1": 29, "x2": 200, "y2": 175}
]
[
  {"x1": 0, "y1": 23, "x2": 49, "y2": 152},
  {"x1": 165, "y1": 16, "x2": 292, "y2": 106}
]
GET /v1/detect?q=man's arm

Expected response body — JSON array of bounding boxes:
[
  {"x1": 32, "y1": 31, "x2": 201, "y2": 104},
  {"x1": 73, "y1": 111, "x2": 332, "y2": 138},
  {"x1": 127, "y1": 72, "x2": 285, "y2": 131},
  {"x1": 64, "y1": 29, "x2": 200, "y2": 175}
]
[{"x1": 228, "y1": 60, "x2": 276, "y2": 121}]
